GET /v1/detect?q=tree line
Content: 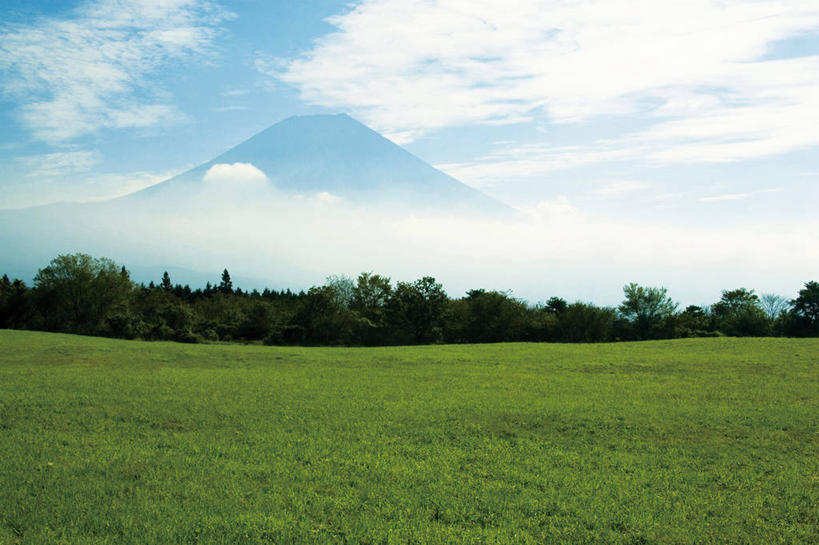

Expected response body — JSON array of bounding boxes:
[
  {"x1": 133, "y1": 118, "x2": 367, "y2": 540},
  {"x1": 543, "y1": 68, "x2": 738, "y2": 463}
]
[{"x1": 1, "y1": 253, "x2": 818, "y2": 345}]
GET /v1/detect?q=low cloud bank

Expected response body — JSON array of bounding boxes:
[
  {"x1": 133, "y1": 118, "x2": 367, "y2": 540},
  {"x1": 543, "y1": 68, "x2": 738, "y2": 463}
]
[{"x1": 2, "y1": 165, "x2": 815, "y2": 306}]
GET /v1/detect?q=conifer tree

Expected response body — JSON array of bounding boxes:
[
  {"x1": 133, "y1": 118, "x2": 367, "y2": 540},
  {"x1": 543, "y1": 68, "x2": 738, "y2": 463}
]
[
  {"x1": 219, "y1": 269, "x2": 233, "y2": 294},
  {"x1": 161, "y1": 271, "x2": 172, "y2": 291}
]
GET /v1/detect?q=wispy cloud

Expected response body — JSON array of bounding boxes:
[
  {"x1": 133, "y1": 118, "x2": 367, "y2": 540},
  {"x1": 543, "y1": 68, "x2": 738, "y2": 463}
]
[
  {"x1": 272, "y1": 0, "x2": 819, "y2": 168},
  {"x1": 18, "y1": 151, "x2": 100, "y2": 178},
  {"x1": 698, "y1": 188, "x2": 780, "y2": 202},
  {"x1": 591, "y1": 181, "x2": 650, "y2": 197},
  {"x1": 0, "y1": 0, "x2": 231, "y2": 143},
  {"x1": 212, "y1": 105, "x2": 250, "y2": 112}
]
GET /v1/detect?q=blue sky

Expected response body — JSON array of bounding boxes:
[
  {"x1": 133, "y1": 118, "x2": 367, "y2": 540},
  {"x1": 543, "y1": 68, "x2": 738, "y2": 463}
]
[{"x1": 1, "y1": 0, "x2": 818, "y2": 302}]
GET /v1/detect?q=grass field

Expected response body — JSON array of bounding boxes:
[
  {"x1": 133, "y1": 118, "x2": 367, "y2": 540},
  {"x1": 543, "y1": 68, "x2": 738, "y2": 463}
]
[{"x1": 0, "y1": 330, "x2": 817, "y2": 544}]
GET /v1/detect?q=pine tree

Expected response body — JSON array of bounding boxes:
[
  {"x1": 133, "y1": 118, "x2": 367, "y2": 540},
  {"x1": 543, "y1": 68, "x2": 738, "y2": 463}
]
[
  {"x1": 219, "y1": 269, "x2": 233, "y2": 295},
  {"x1": 161, "y1": 271, "x2": 172, "y2": 291}
]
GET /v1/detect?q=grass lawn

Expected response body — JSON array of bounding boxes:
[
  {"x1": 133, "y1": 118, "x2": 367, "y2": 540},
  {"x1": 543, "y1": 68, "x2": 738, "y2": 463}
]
[{"x1": 0, "y1": 330, "x2": 817, "y2": 544}]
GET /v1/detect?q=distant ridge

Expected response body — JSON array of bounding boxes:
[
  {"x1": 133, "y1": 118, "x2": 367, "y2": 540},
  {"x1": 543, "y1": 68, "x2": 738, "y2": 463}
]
[{"x1": 127, "y1": 113, "x2": 512, "y2": 215}]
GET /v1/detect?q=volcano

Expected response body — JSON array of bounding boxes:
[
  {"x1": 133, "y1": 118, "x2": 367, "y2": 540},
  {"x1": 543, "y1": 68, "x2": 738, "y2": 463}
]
[
  {"x1": 126, "y1": 113, "x2": 510, "y2": 215},
  {"x1": 0, "y1": 114, "x2": 513, "y2": 285}
]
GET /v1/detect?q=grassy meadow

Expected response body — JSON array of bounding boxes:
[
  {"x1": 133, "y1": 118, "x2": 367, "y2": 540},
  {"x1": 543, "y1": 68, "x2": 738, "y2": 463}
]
[{"x1": 0, "y1": 330, "x2": 817, "y2": 544}]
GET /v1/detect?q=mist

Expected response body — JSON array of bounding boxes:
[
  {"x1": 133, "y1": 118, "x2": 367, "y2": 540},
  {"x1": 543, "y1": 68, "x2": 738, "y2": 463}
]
[{"x1": 2, "y1": 163, "x2": 815, "y2": 307}]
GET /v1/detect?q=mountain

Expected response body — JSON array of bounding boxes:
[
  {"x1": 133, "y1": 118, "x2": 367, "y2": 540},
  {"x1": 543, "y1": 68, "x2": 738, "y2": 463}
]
[
  {"x1": 0, "y1": 114, "x2": 514, "y2": 285},
  {"x1": 126, "y1": 113, "x2": 511, "y2": 214}
]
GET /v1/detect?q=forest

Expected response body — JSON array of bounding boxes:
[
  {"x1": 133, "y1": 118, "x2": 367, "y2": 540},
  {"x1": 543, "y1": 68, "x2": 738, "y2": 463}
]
[{"x1": 1, "y1": 253, "x2": 817, "y2": 345}]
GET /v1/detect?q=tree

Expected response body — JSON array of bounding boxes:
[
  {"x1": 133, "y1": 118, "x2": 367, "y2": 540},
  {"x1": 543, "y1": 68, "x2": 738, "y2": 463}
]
[
  {"x1": 759, "y1": 293, "x2": 789, "y2": 336},
  {"x1": 545, "y1": 296, "x2": 568, "y2": 314},
  {"x1": 618, "y1": 283, "x2": 678, "y2": 339},
  {"x1": 293, "y1": 285, "x2": 359, "y2": 344},
  {"x1": 712, "y1": 288, "x2": 767, "y2": 336},
  {"x1": 219, "y1": 269, "x2": 233, "y2": 295},
  {"x1": 32, "y1": 253, "x2": 133, "y2": 334},
  {"x1": 352, "y1": 273, "x2": 392, "y2": 319},
  {"x1": 557, "y1": 302, "x2": 616, "y2": 342},
  {"x1": 161, "y1": 271, "x2": 173, "y2": 291},
  {"x1": 676, "y1": 305, "x2": 716, "y2": 337},
  {"x1": 789, "y1": 281, "x2": 819, "y2": 336},
  {"x1": 0, "y1": 275, "x2": 31, "y2": 329},
  {"x1": 351, "y1": 272, "x2": 393, "y2": 344},
  {"x1": 325, "y1": 274, "x2": 355, "y2": 308},
  {"x1": 459, "y1": 289, "x2": 529, "y2": 343},
  {"x1": 386, "y1": 276, "x2": 447, "y2": 344}
]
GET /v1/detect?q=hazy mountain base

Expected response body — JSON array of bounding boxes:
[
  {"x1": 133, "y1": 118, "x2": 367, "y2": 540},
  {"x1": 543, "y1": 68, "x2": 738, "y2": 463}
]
[
  {"x1": 0, "y1": 331, "x2": 817, "y2": 544},
  {"x1": 2, "y1": 113, "x2": 817, "y2": 302},
  {"x1": 1, "y1": 184, "x2": 816, "y2": 305}
]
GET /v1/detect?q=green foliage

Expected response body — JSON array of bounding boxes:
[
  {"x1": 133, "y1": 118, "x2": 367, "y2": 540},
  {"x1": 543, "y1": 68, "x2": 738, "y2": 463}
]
[
  {"x1": 545, "y1": 296, "x2": 568, "y2": 314},
  {"x1": 558, "y1": 302, "x2": 616, "y2": 342},
  {"x1": 713, "y1": 288, "x2": 769, "y2": 336},
  {"x1": 387, "y1": 276, "x2": 447, "y2": 344},
  {"x1": 32, "y1": 253, "x2": 133, "y2": 335},
  {"x1": 4, "y1": 254, "x2": 819, "y2": 345},
  {"x1": 219, "y1": 268, "x2": 233, "y2": 295},
  {"x1": 618, "y1": 283, "x2": 678, "y2": 340},
  {"x1": 1, "y1": 331, "x2": 816, "y2": 544},
  {"x1": 0, "y1": 275, "x2": 30, "y2": 329},
  {"x1": 448, "y1": 289, "x2": 530, "y2": 343},
  {"x1": 675, "y1": 305, "x2": 717, "y2": 338},
  {"x1": 789, "y1": 281, "x2": 819, "y2": 336},
  {"x1": 324, "y1": 274, "x2": 355, "y2": 308},
  {"x1": 160, "y1": 271, "x2": 173, "y2": 291}
]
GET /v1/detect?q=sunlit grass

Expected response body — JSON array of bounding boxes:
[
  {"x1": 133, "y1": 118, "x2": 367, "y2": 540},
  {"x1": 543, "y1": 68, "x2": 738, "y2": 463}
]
[{"x1": 0, "y1": 330, "x2": 817, "y2": 544}]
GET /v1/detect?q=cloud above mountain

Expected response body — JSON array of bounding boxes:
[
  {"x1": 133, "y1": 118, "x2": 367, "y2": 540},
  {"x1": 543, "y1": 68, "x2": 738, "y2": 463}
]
[{"x1": 273, "y1": 0, "x2": 819, "y2": 168}]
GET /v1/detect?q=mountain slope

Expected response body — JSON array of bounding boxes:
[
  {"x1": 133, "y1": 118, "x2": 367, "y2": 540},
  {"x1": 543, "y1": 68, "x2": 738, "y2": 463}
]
[{"x1": 127, "y1": 113, "x2": 511, "y2": 214}]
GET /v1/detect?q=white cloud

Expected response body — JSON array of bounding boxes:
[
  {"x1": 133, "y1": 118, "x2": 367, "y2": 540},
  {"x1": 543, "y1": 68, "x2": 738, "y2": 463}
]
[
  {"x1": 0, "y1": 169, "x2": 175, "y2": 209},
  {"x1": 316, "y1": 191, "x2": 341, "y2": 203},
  {"x1": 592, "y1": 181, "x2": 649, "y2": 196},
  {"x1": 699, "y1": 193, "x2": 752, "y2": 202},
  {"x1": 6, "y1": 188, "x2": 817, "y2": 303},
  {"x1": 19, "y1": 151, "x2": 101, "y2": 178},
  {"x1": 0, "y1": 0, "x2": 231, "y2": 142},
  {"x1": 212, "y1": 105, "x2": 250, "y2": 112},
  {"x1": 81, "y1": 170, "x2": 177, "y2": 201},
  {"x1": 110, "y1": 196, "x2": 819, "y2": 303},
  {"x1": 203, "y1": 162, "x2": 268, "y2": 186},
  {"x1": 273, "y1": 0, "x2": 819, "y2": 163},
  {"x1": 698, "y1": 188, "x2": 780, "y2": 202}
]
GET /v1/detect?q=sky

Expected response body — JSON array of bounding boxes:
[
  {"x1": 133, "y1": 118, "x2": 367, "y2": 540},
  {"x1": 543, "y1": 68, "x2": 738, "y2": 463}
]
[{"x1": 1, "y1": 0, "x2": 818, "y2": 303}]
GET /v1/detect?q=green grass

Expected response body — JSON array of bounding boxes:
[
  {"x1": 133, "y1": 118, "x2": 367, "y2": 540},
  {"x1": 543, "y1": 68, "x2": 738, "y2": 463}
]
[{"x1": 0, "y1": 330, "x2": 817, "y2": 544}]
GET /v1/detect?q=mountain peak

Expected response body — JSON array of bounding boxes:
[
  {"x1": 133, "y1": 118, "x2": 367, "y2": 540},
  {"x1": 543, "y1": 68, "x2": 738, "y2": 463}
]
[{"x1": 128, "y1": 113, "x2": 512, "y2": 215}]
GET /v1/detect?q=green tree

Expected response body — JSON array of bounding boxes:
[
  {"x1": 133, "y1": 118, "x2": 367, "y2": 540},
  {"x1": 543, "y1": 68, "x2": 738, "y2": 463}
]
[
  {"x1": 294, "y1": 285, "x2": 359, "y2": 345},
  {"x1": 351, "y1": 272, "x2": 393, "y2": 343},
  {"x1": 545, "y1": 296, "x2": 568, "y2": 314},
  {"x1": 676, "y1": 305, "x2": 716, "y2": 337},
  {"x1": 460, "y1": 289, "x2": 529, "y2": 343},
  {"x1": 557, "y1": 302, "x2": 616, "y2": 342},
  {"x1": 387, "y1": 276, "x2": 447, "y2": 344},
  {"x1": 352, "y1": 273, "x2": 392, "y2": 319},
  {"x1": 33, "y1": 254, "x2": 133, "y2": 335},
  {"x1": 789, "y1": 281, "x2": 819, "y2": 336},
  {"x1": 712, "y1": 288, "x2": 768, "y2": 336},
  {"x1": 618, "y1": 283, "x2": 677, "y2": 339},
  {"x1": 219, "y1": 269, "x2": 233, "y2": 295},
  {"x1": 161, "y1": 271, "x2": 173, "y2": 291},
  {"x1": 0, "y1": 275, "x2": 31, "y2": 329},
  {"x1": 325, "y1": 274, "x2": 355, "y2": 308}
]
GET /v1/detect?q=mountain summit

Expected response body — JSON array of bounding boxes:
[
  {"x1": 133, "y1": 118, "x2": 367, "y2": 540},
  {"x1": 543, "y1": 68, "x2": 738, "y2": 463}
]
[{"x1": 130, "y1": 114, "x2": 511, "y2": 214}]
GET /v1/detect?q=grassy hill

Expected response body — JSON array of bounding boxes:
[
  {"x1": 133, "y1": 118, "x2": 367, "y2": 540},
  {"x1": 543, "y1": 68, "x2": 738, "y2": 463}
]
[{"x1": 0, "y1": 330, "x2": 817, "y2": 544}]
